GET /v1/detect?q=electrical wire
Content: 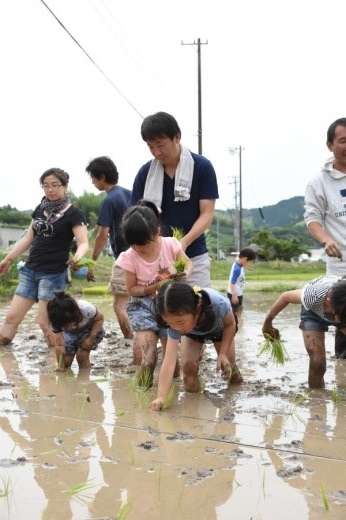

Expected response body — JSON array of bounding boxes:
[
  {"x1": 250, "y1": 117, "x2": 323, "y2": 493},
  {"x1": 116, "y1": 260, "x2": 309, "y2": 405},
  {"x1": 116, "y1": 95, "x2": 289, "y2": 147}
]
[
  {"x1": 39, "y1": 0, "x2": 144, "y2": 119},
  {"x1": 89, "y1": 0, "x2": 175, "y2": 105}
]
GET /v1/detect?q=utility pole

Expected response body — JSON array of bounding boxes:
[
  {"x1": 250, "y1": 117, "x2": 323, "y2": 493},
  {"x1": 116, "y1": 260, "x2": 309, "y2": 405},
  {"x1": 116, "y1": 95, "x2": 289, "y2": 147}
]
[
  {"x1": 181, "y1": 38, "x2": 208, "y2": 154},
  {"x1": 229, "y1": 146, "x2": 244, "y2": 250}
]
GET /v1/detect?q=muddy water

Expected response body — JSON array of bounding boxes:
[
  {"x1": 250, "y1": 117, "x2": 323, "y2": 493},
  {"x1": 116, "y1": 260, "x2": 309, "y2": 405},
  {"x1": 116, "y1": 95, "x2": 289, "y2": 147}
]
[{"x1": 0, "y1": 291, "x2": 346, "y2": 520}]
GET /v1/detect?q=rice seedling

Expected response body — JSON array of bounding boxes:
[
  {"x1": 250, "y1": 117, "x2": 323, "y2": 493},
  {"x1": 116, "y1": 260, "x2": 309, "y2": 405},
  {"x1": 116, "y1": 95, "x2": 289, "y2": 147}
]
[
  {"x1": 22, "y1": 381, "x2": 36, "y2": 400},
  {"x1": 291, "y1": 392, "x2": 310, "y2": 407},
  {"x1": 320, "y1": 482, "x2": 330, "y2": 511},
  {"x1": 128, "y1": 371, "x2": 152, "y2": 410},
  {"x1": 158, "y1": 468, "x2": 162, "y2": 502},
  {"x1": 177, "y1": 480, "x2": 185, "y2": 509},
  {"x1": 172, "y1": 257, "x2": 188, "y2": 274},
  {"x1": 233, "y1": 478, "x2": 241, "y2": 489},
  {"x1": 129, "y1": 446, "x2": 135, "y2": 465},
  {"x1": 74, "y1": 388, "x2": 90, "y2": 418},
  {"x1": 62, "y1": 479, "x2": 99, "y2": 503},
  {"x1": 0, "y1": 474, "x2": 12, "y2": 498},
  {"x1": 116, "y1": 501, "x2": 132, "y2": 520},
  {"x1": 171, "y1": 227, "x2": 185, "y2": 240},
  {"x1": 331, "y1": 387, "x2": 341, "y2": 407},
  {"x1": 161, "y1": 384, "x2": 176, "y2": 410},
  {"x1": 258, "y1": 334, "x2": 290, "y2": 365},
  {"x1": 71, "y1": 257, "x2": 96, "y2": 269}
]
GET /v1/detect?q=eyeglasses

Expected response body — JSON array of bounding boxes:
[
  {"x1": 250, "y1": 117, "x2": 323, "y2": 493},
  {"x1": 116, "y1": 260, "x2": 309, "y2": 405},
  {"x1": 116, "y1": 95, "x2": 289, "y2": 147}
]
[{"x1": 41, "y1": 183, "x2": 63, "y2": 190}]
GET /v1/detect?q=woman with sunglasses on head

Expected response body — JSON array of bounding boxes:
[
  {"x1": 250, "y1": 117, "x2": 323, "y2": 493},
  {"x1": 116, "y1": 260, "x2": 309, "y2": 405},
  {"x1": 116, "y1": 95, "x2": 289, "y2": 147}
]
[{"x1": 0, "y1": 168, "x2": 88, "y2": 348}]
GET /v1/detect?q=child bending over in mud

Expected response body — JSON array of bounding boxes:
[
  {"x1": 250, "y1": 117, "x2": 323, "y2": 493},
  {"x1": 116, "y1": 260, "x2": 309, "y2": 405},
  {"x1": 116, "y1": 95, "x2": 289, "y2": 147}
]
[
  {"x1": 150, "y1": 282, "x2": 243, "y2": 411},
  {"x1": 116, "y1": 202, "x2": 192, "y2": 386},
  {"x1": 262, "y1": 275, "x2": 346, "y2": 389},
  {"x1": 47, "y1": 291, "x2": 104, "y2": 370}
]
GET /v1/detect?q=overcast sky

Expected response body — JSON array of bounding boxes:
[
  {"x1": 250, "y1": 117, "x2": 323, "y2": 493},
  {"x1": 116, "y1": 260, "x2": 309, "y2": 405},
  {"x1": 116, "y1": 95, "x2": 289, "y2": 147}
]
[{"x1": 0, "y1": 0, "x2": 344, "y2": 213}]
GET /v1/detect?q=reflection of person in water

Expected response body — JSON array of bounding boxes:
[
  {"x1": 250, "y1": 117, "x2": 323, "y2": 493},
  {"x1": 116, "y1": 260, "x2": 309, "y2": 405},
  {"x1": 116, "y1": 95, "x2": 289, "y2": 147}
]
[
  {"x1": 262, "y1": 275, "x2": 346, "y2": 389},
  {"x1": 0, "y1": 168, "x2": 88, "y2": 348}
]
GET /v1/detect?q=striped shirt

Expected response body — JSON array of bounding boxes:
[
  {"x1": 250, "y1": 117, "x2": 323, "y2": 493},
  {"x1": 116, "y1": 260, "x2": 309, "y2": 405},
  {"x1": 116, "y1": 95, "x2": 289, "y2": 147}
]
[{"x1": 301, "y1": 275, "x2": 341, "y2": 319}]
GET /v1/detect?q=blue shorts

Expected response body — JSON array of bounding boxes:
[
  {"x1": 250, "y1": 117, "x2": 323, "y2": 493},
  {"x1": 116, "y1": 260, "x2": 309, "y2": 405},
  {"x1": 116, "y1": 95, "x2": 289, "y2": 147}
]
[
  {"x1": 299, "y1": 305, "x2": 333, "y2": 333},
  {"x1": 127, "y1": 296, "x2": 165, "y2": 336},
  {"x1": 63, "y1": 328, "x2": 104, "y2": 356},
  {"x1": 15, "y1": 265, "x2": 68, "y2": 301}
]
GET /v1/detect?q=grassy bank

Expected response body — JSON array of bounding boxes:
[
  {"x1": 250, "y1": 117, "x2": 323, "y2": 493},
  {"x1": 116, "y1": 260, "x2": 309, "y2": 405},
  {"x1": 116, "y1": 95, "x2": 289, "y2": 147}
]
[{"x1": 0, "y1": 257, "x2": 326, "y2": 300}]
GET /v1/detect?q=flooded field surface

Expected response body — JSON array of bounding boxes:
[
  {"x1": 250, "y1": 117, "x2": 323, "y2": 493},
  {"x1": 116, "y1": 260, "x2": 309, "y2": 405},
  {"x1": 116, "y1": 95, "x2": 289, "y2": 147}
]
[{"x1": 0, "y1": 290, "x2": 345, "y2": 519}]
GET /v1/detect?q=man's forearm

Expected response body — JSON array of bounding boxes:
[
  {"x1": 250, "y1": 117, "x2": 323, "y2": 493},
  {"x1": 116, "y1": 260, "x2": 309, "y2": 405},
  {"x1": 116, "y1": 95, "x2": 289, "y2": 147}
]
[{"x1": 92, "y1": 235, "x2": 107, "y2": 261}]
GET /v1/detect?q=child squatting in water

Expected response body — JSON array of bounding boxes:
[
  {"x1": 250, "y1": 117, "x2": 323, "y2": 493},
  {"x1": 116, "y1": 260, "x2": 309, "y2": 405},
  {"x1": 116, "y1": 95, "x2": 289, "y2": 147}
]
[
  {"x1": 47, "y1": 291, "x2": 104, "y2": 371},
  {"x1": 151, "y1": 281, "x2": 243, "y2": 411}
]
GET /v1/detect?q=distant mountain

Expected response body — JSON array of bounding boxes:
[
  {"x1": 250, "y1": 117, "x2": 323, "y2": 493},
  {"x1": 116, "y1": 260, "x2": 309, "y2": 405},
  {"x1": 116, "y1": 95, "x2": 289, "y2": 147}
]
[{"x1": 244, "y1": 196, "x2": 305, "y2": 228}]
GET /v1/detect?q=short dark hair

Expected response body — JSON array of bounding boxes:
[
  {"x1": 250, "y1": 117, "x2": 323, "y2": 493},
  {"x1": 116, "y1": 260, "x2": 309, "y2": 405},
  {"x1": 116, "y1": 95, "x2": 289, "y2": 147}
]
[
  {"x1": 122, "y1": 205, "x2": 159, "y2": 246},
  {"x1": 239, "y1": 248, "x2": 256, "y2": 261},
  {"x1": 327, "y1": 118, "x2": 346, "y2": 144},
  {"x1": 141, "y1": 112, "x2": 181, "y2": 141},
  {"x1": 330, "y1": 280, "x2": 346, "y2": 323},
  {"x1": 86, "y1": 156, "x2": 119, "y2": 184},
  {"x1": 47, "y1": 291, "x2": 82, "y2": 332},
  {"x1": 40, "y1": 168, "x2": 69, "y2": 187}
]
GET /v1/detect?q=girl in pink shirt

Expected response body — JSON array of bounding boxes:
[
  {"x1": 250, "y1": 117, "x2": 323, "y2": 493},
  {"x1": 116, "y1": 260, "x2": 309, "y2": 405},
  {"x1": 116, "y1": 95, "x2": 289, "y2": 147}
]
[{"x1": 116, "y1": 202, "x2": 192, "y2": 386}]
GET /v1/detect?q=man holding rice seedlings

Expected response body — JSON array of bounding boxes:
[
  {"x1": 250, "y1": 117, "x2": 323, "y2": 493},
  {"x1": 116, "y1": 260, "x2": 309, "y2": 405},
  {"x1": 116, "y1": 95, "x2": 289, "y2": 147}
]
[
  {"x1": 131, "y1": 111, "x2": 219, "y2": 288},
  {"x1": 262, "y1": 275, "x2": 346, "y2": 389}
]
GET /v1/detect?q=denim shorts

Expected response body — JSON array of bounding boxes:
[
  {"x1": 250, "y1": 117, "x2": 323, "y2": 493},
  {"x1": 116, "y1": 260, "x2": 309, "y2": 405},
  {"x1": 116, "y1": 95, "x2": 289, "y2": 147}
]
[
  {"x1": 63, "y1": 328, "x2": 104, "y2": 356},
  {"x1": 299, "y1": 305, "x2": 333, "y2": 333},
  {"x1": 127, "y1": 296, "x2": 164, "y2": 335},
  {"x1": 15, "y1": 265, "x2": 68, "y2": 301}
]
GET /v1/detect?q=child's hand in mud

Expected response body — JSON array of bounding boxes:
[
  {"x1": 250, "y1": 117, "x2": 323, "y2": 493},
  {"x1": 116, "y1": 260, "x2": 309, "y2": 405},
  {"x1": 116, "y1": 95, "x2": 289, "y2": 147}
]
[
  {"x1": 150, "y1": 397, "x2": 164, "y2": 412},
  {"x1": 221, "y1": 362, "x2": 231, "y2": 381},
  {"x1": 216, "y1": 353, "x2": 230, "y2": 374}
]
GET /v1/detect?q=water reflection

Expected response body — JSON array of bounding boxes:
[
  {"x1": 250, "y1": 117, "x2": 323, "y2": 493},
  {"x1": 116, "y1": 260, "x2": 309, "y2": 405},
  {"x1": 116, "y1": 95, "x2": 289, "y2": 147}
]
[{"x1": 0, "y1": 293, "x2": 345, "y2": 518}]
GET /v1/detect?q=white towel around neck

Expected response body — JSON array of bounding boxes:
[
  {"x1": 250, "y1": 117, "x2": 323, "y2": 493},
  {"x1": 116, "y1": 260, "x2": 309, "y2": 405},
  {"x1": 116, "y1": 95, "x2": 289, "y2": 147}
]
[{"x1": 143, "y1": 145, "x2": 194, "y2": 212}]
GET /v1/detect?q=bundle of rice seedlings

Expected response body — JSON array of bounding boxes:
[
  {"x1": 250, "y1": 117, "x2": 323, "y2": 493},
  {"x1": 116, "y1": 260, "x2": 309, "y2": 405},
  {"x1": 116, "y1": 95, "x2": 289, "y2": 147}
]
[
  {"x1": 258, "y1": 334, "x2": 290, "y2": 365},
  {"x1": 171, "y1": 227, "x2": 185, "y2": 240},
  {"x1": 173, "y1": 257, "x2": 188, "y2": 274}
]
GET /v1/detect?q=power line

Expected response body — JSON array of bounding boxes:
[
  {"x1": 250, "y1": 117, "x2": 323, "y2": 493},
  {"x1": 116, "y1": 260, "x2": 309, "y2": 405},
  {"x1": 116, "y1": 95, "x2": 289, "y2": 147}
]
[
  {"x1": 90, "y1": 0, "x2": 175, "y2": 105},
  {"x1": 39, "y1": 0, "x2": 144, "y2": 119}
]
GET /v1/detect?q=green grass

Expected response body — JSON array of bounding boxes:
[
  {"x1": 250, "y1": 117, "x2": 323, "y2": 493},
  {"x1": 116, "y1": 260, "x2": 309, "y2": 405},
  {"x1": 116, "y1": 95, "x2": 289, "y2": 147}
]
[
  {"x1": 0, "y1": 257, "x2": 326, "y2": 298},
  {"x1": 211, "y1": 259, "x2": 325, "y2": 281}
]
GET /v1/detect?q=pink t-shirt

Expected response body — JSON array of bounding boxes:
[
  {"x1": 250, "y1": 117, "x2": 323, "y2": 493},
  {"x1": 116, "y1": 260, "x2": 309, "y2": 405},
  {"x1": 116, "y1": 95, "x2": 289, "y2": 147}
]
[{"x1": 116, "y1": 237, "x2": 182, "y2": 286}]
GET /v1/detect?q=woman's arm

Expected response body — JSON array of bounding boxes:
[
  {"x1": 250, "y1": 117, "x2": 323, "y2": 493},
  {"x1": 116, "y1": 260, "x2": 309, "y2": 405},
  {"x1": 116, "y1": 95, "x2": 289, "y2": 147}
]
[
  {"x1": 150, "y1": 338, "x2": 179, "y2": 411},
  {"x1": 71, "y1": 225, "x2": 89, "y2": 266},
  {"x1": 262, "y1": 289, "x2": 302, "y2": 338},
  {"x1": 0, "y1": 225, "x2": 34, "y2": 275}
]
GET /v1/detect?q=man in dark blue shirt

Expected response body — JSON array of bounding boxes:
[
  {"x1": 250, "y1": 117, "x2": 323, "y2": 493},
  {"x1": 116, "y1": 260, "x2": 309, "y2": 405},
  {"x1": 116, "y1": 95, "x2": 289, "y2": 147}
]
[{"x1": 131, "y1": 111, "x2": 219, "y2": 287}]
